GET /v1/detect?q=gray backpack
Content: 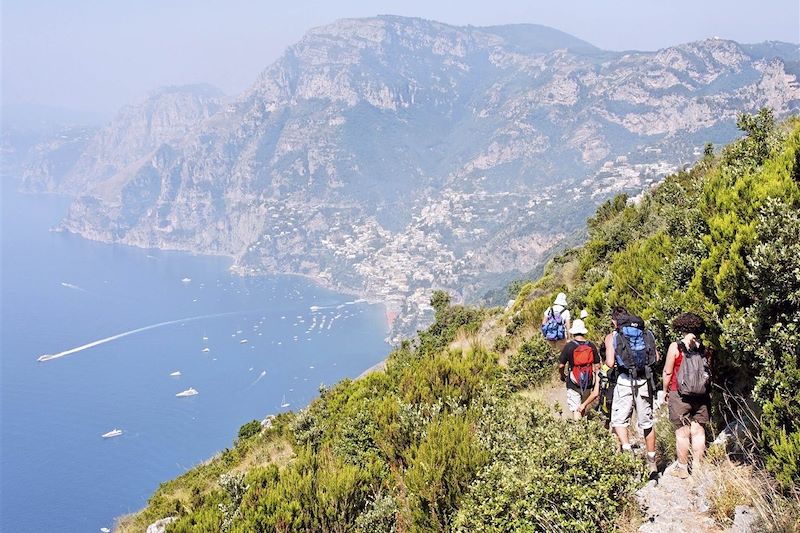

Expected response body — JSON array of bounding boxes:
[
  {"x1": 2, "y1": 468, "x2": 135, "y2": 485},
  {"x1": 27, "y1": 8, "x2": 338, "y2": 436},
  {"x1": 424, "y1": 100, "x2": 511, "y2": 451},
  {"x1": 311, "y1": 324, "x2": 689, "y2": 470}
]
[{"x1": 676, "y1": 342, "x2": 710, "y2": 396}]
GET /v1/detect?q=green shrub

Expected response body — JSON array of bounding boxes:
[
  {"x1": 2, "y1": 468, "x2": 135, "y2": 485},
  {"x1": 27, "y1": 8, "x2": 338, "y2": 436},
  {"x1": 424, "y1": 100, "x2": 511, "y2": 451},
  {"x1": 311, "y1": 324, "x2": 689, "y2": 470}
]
[
  {"x1": 236, "y1": 420, "x2": 262, "y2": 443},
  {"x1": 454, "y1": 397, "x2": 638, "y2": 532},
  {"x1": 404, "y1": 414, "x2": 489, "y2": 532},
  {"x1": 506, "y1": 335, "x2": 555, "y2": 390}
]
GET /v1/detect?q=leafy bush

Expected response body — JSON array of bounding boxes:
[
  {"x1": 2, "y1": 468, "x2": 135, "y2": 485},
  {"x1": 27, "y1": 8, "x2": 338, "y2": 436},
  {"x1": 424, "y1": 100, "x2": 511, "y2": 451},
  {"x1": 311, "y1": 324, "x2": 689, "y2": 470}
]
[
  {"x1": 506, "y1": 335, "x2": 555, "y2": 390},
  {"x1": 454, "y1": 398, "x2": 638, "y2": 532},
  {"x1": 404, "y1": 413, "x2": 489, "y2": 532},
  {"x1": 236, "y1": 420, "x2": 262, "y2": 443}
]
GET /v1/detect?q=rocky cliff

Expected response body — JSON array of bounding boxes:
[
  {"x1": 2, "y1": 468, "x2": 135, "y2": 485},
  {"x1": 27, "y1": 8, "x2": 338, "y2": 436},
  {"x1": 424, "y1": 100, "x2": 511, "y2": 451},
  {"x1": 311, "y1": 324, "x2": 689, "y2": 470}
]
[{"x1": 21, "y1": 16, "x2": 800, "y2": 338}]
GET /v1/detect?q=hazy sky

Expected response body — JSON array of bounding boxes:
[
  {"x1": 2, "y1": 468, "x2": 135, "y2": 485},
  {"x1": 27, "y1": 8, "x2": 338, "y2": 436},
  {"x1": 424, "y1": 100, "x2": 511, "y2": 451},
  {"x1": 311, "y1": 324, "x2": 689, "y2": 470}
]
[{"x1": 2, "y1": 0, "x2": 798, "y2": 117}]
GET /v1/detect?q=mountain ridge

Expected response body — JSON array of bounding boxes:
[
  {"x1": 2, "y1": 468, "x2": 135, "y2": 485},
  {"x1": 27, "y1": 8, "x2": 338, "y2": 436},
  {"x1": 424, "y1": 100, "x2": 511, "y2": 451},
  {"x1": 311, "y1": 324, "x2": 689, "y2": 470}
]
[{"x1": 16, "y1": 16, "x2": 800, "y2": 338}]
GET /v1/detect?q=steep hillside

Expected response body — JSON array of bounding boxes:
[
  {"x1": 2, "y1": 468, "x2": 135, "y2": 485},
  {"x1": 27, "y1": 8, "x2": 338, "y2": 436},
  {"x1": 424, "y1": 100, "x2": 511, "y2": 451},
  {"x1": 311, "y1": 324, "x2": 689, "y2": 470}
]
[
  {"x1": 20, "y1": 16, "x2": 800, "y2": 337},
  {"x1": 115, "y1": 113, "x2": 800, "y2": 532}
]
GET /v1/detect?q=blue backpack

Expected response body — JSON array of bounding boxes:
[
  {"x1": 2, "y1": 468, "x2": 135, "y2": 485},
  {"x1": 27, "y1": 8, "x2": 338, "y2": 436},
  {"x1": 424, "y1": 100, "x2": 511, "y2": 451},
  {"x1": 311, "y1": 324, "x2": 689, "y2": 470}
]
[
  {"x1": 614, "y1": 314, "x2": 656, "y2": 379},
  {"x1": 541, "y1": 307, "x2": 566, "y2": 341}
]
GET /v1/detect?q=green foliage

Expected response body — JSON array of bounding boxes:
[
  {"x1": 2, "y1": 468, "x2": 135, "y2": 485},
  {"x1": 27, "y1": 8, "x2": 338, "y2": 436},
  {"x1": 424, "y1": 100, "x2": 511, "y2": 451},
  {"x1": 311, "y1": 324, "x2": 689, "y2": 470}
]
[
  {"x1": 236, "y1": 420, "x2": 262, "y2": 443},
  {"x1": 405, "y1": 413, "x2": 489, "y2": 532},
  {"x1": 506, "y1": 335, "x2": 555, "y2": 390},
  {"x1": 454, "y1": 398, "x2": 638, "y2": 532},
  {"x1": 430, "y1": 290, "x2": 451, "y2": 314}
]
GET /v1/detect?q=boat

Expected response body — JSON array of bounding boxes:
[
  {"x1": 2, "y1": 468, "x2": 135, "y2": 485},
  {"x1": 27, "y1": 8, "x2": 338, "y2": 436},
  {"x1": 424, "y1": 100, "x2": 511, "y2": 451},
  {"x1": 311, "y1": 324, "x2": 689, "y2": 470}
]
[
  {"x1": 239, "y1": 339, "x2": 248, "y2": 344},
  {"x1": 201, "y1": 347, "x2": 210, "y2": 353},
  {"x1": 170, "y1": 370, "x2": 181, "y2": 376},
  {"x1": 202, "y1": 335, "x2": 208, "y2": 341},
  {"x1": 37, "y1": 354, "x2": 53, "y2": 362},
  {"x1": 102, "y1": 429, "x2": 123, "y2": 438},
  {"x1": 101, "y1": 528, "x2": 111, "y2": 533},
  {"x1": 176, "y1": 387, "x2": 198, "y2": 397},
  {"x1": 181, "y1": 277, "x2": 191, "y2": 283},
  {"x1": 280, "y1": 395, "x2": 290, "y2": 408}
]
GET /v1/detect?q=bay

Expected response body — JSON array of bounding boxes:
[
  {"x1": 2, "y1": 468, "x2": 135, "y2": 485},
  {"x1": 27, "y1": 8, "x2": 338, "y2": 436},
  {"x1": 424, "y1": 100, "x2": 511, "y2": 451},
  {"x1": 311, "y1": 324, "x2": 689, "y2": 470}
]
[{"x1": 0, "y1": 185, "x2": 389, "y2": 532}]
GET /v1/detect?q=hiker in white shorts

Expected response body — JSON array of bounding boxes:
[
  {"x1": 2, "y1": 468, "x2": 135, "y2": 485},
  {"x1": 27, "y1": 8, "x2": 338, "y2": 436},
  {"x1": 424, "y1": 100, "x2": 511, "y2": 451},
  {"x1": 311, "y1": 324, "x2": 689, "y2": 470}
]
[{"x1": 605, "y1": 307, "x2": 660, "y2": 475}]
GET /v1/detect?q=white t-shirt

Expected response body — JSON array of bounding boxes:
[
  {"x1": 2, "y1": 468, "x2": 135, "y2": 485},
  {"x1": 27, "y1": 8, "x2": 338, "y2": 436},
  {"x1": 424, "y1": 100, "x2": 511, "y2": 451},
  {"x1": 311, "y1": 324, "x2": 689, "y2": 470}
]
[{"x1": 544, "y1": 305, "x2": 571, "y2": 324}]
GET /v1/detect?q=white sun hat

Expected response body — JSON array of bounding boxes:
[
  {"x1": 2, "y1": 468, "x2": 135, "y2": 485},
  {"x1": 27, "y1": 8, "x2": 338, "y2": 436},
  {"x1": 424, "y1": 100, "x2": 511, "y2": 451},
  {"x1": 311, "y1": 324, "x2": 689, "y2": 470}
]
[
  {"x1": 569, "y1": 319, "x2": 588, "y2": 335},
  {"x1": 554, "y1": 292, "x2": 568, "y2": 307},
  {"x1": 580, "y1": 309, "x2": 588, "y2": 319}
]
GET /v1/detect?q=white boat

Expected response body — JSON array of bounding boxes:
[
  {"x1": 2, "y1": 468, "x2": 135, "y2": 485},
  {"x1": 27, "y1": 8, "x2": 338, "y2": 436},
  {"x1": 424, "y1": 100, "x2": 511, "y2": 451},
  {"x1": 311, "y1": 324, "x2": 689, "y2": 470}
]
[
  {"x1": 280, "y1": 395, "x2": 290, "y2": 408},
  {"x1": 181, "y1": 277, "x2": 192, "y2": 283},
  {"x1": 202, "y1": 336, "x2": 208, "y2": 341},
  {"x1": 176, "y1": 387, "x2": 198, "y2": 397},
  {"x1": 239, "y1": 339, "x2": 248, "y2": 344},
  {"x1": 101, "y1": 528, "x2": 111, "y2": 533},
  {"x1": 102, "y1": 429, "x2": 123, "y2": 438},
  {"x1": 201, "y1": 347, "x2": 210, "y2": 353},
  {"x1": 170, "y1": 370, "x2": 181, "y2": 376}
]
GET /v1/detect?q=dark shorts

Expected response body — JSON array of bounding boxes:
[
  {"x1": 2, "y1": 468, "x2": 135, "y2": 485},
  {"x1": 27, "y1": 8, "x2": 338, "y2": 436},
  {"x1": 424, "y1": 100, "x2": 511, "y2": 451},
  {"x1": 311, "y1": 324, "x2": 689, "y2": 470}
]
[{"x1": 668, "y1": 392, "x2": 710, "y2": 427}]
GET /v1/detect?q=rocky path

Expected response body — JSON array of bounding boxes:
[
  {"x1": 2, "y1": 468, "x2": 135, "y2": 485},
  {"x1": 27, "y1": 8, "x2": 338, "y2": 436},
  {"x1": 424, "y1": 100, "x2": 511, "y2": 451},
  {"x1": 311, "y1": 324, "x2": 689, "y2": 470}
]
[{"x1": 636, "y1": 467, "x2": 722, "y2": 532}]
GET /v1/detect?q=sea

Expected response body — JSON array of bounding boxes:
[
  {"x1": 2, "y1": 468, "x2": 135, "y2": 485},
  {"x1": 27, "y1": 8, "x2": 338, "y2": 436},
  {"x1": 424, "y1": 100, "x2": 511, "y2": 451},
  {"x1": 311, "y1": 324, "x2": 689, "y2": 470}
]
[{"x1": 0, "y1": 187, "x2": 390, "y2": 532}]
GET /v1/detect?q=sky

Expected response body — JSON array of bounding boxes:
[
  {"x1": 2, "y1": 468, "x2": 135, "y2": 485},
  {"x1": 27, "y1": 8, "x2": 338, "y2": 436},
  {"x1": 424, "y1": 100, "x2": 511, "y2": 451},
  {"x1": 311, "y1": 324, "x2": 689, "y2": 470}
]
[{"x1": 2, "y1": 0, "x2": 799, "y2": 118}]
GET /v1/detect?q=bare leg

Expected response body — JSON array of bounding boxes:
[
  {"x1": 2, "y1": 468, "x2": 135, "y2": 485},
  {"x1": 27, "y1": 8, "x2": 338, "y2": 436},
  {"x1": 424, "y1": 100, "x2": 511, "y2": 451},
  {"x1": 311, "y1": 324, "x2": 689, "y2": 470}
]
[
  {"x1": 675, "y1": 425, "x2": 691, "y2": 465},
  {"x1": 644, "y1": 426, "x2": 656, "y2": 453},
  {"x1": 614, "y1": 426, "x2": 630, "y2": 450},
  {"x1": 690, "y1": 422, "x2": 706, "y2": 469}
]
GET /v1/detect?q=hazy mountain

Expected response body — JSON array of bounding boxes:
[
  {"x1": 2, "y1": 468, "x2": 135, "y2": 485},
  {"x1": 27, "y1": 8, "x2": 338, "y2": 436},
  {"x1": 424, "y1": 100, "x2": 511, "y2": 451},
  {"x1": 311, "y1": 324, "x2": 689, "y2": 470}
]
[{"x1": 18, "y1": 16, "x2": 800, "y2": 336}]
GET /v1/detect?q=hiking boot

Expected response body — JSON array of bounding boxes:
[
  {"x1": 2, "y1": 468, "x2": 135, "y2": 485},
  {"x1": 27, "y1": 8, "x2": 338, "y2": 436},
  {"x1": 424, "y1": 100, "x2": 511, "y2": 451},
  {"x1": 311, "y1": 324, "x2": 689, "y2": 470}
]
[{"x1": 670, "y1": 462, "x2": 689, "y2": 479}]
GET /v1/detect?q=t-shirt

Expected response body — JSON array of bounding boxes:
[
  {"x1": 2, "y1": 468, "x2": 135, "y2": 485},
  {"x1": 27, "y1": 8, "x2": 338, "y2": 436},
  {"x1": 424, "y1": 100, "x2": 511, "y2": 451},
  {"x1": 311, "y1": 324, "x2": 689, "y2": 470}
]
[
  {"x1": 559, "y1": 339, "x2": 600, "y2": 391},
  {"x1": 543, "y1": 305, "x2": 571, "y2": 325}
]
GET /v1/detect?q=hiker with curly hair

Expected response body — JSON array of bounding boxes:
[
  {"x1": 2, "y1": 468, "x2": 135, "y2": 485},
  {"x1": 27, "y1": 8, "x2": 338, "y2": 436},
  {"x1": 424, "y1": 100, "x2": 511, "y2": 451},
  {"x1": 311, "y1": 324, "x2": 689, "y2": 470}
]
[{"x1": 662, "y1": 312, "x2": 712, "y2": 479}]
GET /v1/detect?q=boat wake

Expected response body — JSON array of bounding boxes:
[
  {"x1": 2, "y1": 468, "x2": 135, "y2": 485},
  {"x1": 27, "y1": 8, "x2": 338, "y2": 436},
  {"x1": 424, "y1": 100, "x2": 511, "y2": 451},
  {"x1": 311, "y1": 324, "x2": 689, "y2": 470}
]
[
  {"x1": 37, "y1": 312, "x2": 239, "y2": 362},
  {"x1": 60, "y1": 282, "x2": 86, "y2": 292},
  {"x1": 245, "y1": 370, "x2": 267, "y2": 389}
]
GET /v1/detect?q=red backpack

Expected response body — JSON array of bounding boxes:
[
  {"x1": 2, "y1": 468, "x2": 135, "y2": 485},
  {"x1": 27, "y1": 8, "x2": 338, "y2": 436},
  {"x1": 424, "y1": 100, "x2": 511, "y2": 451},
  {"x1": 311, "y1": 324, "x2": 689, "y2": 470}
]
[{"x1": 570, "y1": 341, "x2": 595, "y2": 392}]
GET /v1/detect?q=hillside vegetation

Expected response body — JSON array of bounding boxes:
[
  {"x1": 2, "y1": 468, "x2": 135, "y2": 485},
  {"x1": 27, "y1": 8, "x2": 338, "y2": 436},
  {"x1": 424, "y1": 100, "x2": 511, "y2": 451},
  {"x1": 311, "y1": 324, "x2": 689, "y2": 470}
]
[{"x1": 118, "y1": 110, "x2": 799, "y2": 532}]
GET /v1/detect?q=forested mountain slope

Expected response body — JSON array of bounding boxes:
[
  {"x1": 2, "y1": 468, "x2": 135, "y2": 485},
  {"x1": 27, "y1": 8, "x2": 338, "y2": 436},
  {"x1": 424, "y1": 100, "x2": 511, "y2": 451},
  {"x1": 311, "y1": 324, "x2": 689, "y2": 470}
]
[{"x1": 118, "y1": 111, "x2": 798, "y2": 532}]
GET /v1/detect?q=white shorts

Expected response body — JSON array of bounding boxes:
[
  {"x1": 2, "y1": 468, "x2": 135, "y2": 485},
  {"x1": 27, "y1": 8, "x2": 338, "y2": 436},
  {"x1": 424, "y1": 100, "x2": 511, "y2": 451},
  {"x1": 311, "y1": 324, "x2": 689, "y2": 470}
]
[
  {"x1": 566, "y1": 388, "x2": 592, "y2": 412},
  {"x1": 611, "y1": 374, "x2": 653, "y2": 430}
]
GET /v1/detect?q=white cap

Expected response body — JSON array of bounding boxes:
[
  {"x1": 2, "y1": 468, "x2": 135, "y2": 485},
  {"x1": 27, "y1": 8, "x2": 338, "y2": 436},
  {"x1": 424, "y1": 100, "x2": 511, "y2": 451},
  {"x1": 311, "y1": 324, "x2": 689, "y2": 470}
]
[
  {"x1": 569, "y1": 319, "x2": 588, "y2": 335},
  {"x1": 554, "y1": 292, "x2": 568, "y2": 307}
]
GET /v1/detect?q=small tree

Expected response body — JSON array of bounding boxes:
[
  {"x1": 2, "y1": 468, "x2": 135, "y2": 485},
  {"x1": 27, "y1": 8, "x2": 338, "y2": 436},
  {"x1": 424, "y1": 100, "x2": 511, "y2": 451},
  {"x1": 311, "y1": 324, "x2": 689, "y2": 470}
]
[{"x1": 430, "y1": 290, "x2": 451, "y2": 314}]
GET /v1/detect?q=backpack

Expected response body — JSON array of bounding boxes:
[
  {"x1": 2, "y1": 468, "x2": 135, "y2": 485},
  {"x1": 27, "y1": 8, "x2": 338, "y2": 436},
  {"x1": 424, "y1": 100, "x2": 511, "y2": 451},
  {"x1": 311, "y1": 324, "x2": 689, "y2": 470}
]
[
  {"x1": 569, "y1": 341, "x2": 595, "y2": 392},
  {"x1": 614, "y1": 314, "x2": 657, "y2": 379},
  {"x1": 676, "y1": 342, "x2": 710, "y2": 397},
  {"x1": 596, "y1": 365, "x2": 615, "y2": 418},
  {"x1": 541, "y1": 307, "x2": 566, "y2": 341}
]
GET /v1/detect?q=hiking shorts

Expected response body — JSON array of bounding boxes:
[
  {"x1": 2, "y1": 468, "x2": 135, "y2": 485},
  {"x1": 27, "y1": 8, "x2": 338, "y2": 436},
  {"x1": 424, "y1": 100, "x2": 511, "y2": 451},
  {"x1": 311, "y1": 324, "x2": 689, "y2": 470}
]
[
  {"x1": 610, "y1": 375, "x2": 653, "y2": 430},
  {"x1": 668, "y1": 392, "x2": 711, "y2": 428},
  {"x1": 566, "y1": 388, "x2": 592, "y2": 412}
]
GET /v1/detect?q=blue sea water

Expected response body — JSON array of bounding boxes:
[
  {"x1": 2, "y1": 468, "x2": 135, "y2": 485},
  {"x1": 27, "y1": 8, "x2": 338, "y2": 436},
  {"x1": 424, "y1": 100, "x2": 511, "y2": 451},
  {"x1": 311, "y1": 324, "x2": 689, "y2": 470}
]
[{"x1": 0, "y1": 188, "x2": 389, "y2": 532}]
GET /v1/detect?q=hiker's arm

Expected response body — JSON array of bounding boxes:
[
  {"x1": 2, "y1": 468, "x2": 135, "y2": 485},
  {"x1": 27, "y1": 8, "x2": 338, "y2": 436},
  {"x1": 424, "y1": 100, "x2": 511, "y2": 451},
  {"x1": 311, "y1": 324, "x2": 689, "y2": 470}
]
[
  {"x1": 582, "y1": 363, "x2": 602, "y2": 409},
  {"x1": 604, "y1": 334, "x2": 615, "y2": 368},
  {"x1": 662, "y1": 342, "x2": 678, "y2": 396},
  {"x1": 558, "y1": 349, "x2": 568, "y2": 381}
]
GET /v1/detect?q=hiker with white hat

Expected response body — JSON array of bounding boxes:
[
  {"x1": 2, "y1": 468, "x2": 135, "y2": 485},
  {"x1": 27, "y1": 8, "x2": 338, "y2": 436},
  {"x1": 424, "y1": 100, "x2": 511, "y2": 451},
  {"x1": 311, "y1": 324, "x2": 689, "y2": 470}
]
[
  {"x1": 541, "y1": 292, "x2": 572, "y2": 351},
  {"x1": 558, "y1": 319, "x2": 601, "y2": 420}
]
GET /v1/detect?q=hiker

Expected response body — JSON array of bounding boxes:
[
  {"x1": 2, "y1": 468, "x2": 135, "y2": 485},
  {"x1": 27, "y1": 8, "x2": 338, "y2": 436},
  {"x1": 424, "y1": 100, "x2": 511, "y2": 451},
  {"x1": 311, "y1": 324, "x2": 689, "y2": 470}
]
[
  {"x1": 605, "y1": 307, "x2": 660, "y2": 474},
  {"x1": 541, "y1": 292, "x2": 572, "y2": 350},
  {"x1": 558, "y1": 319, "x2": 600, "y2": 420},
  {"x1": 662, "y1": 312, "x2": 712, "y2": 479}
]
